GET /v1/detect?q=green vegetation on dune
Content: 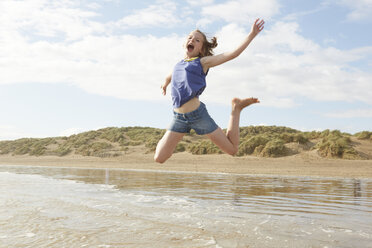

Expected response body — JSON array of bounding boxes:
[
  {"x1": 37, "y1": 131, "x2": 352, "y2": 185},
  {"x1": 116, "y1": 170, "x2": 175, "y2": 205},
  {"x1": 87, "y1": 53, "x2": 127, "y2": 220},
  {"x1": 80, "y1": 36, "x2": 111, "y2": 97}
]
[
  {"x1": 315, "y1": 130, "x2": 360, "y2": 159},
  {"x1": 238, "y1": 134, "x2": 270, "y2": 156},
  {"x1": 235, "y1": 126, "x2": 309, "y2": 157},
  {"x1": 0, "y1": 126, "x2": 369, "y2": 159},
  {"x1": 261, "y1": 139, "x2": 287, "y2": 157},
  {"x1": 355, "y1": 131, "x2": 372, "y2": 140},
  {"x1": 188, "y1": 140, "x2": 222, "y2": 155},
  {"x1": 0, "y1": 138, "x2": 56, "y2": 156}
]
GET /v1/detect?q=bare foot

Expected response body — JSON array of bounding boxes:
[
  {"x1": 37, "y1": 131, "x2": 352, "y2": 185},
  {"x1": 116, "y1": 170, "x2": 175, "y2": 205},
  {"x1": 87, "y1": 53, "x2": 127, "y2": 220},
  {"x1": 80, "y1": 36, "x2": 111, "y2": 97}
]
[{"x1": 232, "y1": 97, "x2": 260, "y2": 111}]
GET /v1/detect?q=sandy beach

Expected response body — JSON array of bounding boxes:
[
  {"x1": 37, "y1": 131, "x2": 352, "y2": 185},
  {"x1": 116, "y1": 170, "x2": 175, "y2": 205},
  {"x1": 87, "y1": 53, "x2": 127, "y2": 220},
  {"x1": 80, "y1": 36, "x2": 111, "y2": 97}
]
[{"x1": 1, "y1": 147, "x2": 372, "y2": 178}]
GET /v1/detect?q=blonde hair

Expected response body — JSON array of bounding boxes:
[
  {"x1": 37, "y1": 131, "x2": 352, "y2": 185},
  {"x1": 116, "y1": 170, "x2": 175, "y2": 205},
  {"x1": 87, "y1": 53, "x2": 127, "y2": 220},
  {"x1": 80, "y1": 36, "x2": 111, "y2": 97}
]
[{"x1": 194, "y1": 29, "x2": 218, "y2": 57}]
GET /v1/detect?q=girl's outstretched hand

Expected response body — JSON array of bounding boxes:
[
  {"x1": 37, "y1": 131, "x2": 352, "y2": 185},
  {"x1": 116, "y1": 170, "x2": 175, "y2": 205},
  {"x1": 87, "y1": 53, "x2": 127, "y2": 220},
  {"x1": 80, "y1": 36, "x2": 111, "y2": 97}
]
[{"x1": 250, "y1": 18, "x2": 264, "y2": 37}]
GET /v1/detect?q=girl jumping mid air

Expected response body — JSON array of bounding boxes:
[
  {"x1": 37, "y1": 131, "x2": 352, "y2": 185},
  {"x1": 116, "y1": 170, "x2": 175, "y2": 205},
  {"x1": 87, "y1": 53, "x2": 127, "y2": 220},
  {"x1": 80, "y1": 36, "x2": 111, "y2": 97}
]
[{"x1": 154, "y1": 19, "x2": 265, "y2": 163}]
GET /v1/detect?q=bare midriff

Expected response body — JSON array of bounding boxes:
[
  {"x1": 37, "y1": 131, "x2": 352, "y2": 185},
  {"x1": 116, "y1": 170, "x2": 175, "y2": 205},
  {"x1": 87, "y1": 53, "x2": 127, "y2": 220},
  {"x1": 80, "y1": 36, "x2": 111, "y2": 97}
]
[{"x1": 173, "y1": 97, "x2": 200, "y2": 113}]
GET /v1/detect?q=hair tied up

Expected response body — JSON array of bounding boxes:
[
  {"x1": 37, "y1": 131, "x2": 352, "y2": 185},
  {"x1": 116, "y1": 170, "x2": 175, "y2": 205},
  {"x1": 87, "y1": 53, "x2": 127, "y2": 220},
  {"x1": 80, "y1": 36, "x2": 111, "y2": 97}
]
[
  {"x1": 194, "y1": 29, "x2": 218, "y2": 57},
  {"x1": 210, "y1": 37, "x2": 218, "y2": 49}
]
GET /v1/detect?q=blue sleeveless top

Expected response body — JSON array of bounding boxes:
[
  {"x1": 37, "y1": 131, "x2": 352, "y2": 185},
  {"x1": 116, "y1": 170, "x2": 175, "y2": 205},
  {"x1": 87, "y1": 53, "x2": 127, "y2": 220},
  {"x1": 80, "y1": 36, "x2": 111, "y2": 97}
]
[{"x1": 171, "y1": 57, "x2": 207, "y2": 108}]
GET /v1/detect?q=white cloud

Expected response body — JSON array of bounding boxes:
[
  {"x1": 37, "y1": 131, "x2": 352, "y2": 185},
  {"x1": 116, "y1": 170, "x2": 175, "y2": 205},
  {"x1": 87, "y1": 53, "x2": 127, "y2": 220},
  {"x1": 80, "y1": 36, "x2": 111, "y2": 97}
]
[
  {"x1": 339, "y1": 0, "x2": 372, "y2": 21},
  {"x1": 0, "y1": 0, "x2": 104, "y2": 41},
  {"x1": 114, "y1": 1, "x2": 180, "y2": 28},
  {"x1": 0, "y1": 0, "x2": 183, "y2": 102},
  {"x1": 325, "y1": 109, "x2": 372, "y2": 118},
  {"x1": 201, "y1": 0, "x2": 280, "y2": 24},
  {"x1": 86, "y1": 2, "x2": 101, "y2": 10},
  {"x1": 0, "y1": 32, "x2": 184, "y2": 101},
  {"x1": 187, "y1": 0, "x2": 214, "y2": 6}
]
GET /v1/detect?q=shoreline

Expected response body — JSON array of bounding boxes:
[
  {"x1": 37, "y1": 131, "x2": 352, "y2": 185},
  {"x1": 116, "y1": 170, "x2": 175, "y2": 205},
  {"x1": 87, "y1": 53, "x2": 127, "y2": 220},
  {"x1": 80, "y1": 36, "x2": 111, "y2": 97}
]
[
  {"x1": 3, "y1": 163, "x2": 372, "y2": 181},
  {"x1": 1, "y1": 152, "x2": 372, "y2": 179}
]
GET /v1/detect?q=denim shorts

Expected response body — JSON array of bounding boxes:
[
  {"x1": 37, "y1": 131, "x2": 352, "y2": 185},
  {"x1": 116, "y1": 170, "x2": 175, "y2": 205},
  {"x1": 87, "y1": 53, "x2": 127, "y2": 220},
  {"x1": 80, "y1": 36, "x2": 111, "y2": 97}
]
[{"x1": 168, "y1": 102, "x2": 219, "y2": 135}]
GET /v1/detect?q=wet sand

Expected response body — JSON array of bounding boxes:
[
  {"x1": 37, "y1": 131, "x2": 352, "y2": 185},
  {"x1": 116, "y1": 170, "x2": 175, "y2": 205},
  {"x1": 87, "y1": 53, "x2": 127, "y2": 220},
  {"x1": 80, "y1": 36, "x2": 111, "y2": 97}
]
[{"x1": 1, "y1": 149, "x2": 372, "y2": 178}]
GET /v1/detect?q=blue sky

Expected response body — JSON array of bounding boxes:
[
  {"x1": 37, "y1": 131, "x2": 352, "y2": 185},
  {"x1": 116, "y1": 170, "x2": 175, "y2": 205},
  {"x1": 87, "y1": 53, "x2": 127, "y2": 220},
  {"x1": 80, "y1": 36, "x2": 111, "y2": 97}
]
[{"x1": 0, "y1": 0, "x2": 371, "y2": 140}]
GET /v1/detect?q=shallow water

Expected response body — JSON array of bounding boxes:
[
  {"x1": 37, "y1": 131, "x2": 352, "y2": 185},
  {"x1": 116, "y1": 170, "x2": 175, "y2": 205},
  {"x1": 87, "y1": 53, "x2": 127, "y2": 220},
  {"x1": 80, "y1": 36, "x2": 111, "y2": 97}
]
[{"x1": 0, "y1": 165, "x2": 371, "y2": 248}]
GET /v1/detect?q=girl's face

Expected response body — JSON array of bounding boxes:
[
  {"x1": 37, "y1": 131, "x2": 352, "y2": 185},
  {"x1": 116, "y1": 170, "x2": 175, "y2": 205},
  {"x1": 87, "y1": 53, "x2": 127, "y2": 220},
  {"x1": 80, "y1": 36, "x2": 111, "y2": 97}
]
[{"x1": 185, "y1": 31, "x2": 204, "y2": 58}]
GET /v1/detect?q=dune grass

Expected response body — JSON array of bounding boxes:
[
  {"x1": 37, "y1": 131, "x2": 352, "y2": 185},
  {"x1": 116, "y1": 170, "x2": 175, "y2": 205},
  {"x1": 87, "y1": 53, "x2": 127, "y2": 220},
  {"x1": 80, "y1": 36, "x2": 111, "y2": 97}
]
[
  {"x1": 355, "y1": 131, "x2": 372, "y2": 140},
  {"x1": 315, "y1": 130, "x2": 360, "y2": 159},
  {"x1": 0, "y1": 126, "x2": 368, "y2": 159}
]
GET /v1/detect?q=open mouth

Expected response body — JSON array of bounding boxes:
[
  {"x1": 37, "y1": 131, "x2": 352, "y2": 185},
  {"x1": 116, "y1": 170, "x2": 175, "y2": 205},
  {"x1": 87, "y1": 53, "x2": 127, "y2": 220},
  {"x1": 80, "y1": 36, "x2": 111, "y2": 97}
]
[{"x1": 187, "y1": 44, "x2": 194, "y2": 52}]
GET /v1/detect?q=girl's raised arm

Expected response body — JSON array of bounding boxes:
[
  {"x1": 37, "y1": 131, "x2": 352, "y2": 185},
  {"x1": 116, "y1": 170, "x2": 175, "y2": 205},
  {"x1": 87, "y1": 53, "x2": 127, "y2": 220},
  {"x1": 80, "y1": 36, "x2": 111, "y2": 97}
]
[{"x1": 201, "y1": 18, "x2": 264, "y2": 71}]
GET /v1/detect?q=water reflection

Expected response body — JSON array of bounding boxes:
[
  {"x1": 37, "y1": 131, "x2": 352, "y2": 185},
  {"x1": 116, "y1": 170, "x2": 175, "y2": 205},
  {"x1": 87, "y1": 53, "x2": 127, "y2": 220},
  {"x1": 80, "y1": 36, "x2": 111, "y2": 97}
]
[
  {"x1": 1, "y1": 165, "x2": 372, "y2": 248},
  {"x1": 1, "y1": 165, "x2": 372, "y2": 210},
  {"x1": 354, "y1": 179, "x2": 362, "y2": 198}
]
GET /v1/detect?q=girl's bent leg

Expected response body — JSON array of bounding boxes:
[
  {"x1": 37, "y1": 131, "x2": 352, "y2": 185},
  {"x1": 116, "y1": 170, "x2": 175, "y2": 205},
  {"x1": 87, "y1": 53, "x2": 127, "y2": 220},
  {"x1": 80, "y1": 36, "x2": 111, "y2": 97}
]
[
  {"x1": 206, "y1": 97, "x2": 259, "y2": 156},
  {"x1": 206, "y1": 128, "x2": 238, "y2": 155},
  {"x1": 154, "y1": 131, "x2": 185, "y2": 163}
]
